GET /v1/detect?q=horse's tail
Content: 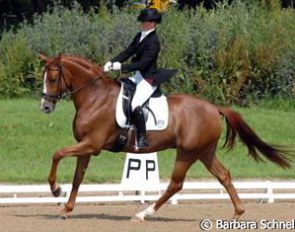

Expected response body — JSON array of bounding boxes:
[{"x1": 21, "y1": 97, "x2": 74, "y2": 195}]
[{"x1": 218, "y1": 106, "x2": 292, "y2": 169}]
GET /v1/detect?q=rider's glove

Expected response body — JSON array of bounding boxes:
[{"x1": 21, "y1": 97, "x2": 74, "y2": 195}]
[
  {"x1": 103, "y1": 61, "x2": 112, "y2": 72},
  {"x1": 112, "y1": 62, "x2": 121, "y2": 71}
]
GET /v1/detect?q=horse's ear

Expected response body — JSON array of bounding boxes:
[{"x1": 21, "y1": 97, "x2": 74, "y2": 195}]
[
  {"x1": 57, "y1": 52, "x2": 62, "y2": 64},
  {"x1": 38, "y1": 53, "x2": 48, "y2": 62}
]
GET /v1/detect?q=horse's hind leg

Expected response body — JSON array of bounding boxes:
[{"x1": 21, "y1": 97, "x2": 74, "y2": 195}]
[
  {"x1": 200, "y1": 153, "x2": 245, "y2": 219},
  {"x1": 135, "y1": 150, "x2": 195, "y2": 221}
]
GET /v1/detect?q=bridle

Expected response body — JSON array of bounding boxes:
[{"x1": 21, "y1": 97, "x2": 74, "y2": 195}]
[{"x1": 42, "y1": 63, "x2": 101, "y2": 103}]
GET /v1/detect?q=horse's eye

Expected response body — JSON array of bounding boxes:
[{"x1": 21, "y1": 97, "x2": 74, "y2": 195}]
[{"x1": 48, "y1": 77, "x2": 58, "y2": 84}]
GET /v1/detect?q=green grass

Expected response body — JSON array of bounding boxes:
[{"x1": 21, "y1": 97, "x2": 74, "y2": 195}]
[{"x1": 0, "y1": 99, "x2": 295, "y2": 184}]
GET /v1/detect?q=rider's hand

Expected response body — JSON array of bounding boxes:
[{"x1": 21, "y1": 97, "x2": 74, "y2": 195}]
[
  {"x1": 103, "y1": 61, "x2": 112, "y2": 72},
  {"x1": 112, "y1": 62, "x2": 121, "y2": 71}
]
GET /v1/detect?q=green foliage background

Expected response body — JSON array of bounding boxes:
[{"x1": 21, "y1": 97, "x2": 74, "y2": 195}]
[{"x1": 0, "y1": 0, "x2": 295, "y2": 105}]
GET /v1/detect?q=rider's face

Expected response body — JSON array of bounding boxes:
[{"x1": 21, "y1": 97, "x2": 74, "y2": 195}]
[{"x1": 139, "y1": 21, "x2": 156, "y2": 31}]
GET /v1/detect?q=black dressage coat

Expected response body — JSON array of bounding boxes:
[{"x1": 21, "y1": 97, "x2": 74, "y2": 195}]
[
  {"x1": 111, "y1": 30, "x2": 160, "y2": 77},
  {"x1": 111, "y1": 30, "x2": 177, "y2": 85}
]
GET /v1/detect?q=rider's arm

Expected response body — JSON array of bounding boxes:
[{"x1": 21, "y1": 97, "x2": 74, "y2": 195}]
[
  {"x1": 121, "y1": 38, "x2": 160, "y2": 73},
  {"x1": 111, "y1": 33, "x2": 140, "y2": 63}
]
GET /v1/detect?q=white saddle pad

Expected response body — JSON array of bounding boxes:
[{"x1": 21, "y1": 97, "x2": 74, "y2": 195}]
[{"x1": 115, "y1": 84, "x2": 169, "y2": 131}]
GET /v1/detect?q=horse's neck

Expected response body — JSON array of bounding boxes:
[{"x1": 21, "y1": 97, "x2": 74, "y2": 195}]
[
  {"x1": 74, "y1": 78, "x2": 119, "y2": 113},
  {"x1": 63, "y1": 60, "x2": 119, "y2": 111}
]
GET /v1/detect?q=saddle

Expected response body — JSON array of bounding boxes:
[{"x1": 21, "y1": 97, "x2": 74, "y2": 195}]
[
  {"x1": 111, "y1": 69, "x2": 177, "y2": 152},
  {"x1": 119, "y1": 78, "x2": 162, "y2": 127}
]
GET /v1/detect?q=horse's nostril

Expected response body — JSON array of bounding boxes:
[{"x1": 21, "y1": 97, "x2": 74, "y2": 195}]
[
  {"x1": 41, "y1": 102, "x2": 54, "y2": 113},
  {"x1": 42, "y1": 106, "x2": 51, "y2": 113}
]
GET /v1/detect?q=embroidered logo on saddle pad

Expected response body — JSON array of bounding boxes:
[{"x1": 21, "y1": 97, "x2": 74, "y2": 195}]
[{"x1": 115, "y1": 81, "x2": 169, "y2": 131}]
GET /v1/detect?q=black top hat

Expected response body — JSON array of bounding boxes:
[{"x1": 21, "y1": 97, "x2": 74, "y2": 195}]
[{"x1": 137, "y1": 8, "x2": 162, "y2": 24}]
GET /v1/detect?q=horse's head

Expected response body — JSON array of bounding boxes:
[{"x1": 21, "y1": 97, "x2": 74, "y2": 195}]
[
  {"x1": 39, "y1": 53, "x2": 71, "y2": 113},
  {"x1": 39, "y1": 53, "x2": 112, "y2": 114}
]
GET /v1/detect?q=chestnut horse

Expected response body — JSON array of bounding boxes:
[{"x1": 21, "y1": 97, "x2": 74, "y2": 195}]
[{"x1": 39, "y1": 53, "x2": 291, "y2": 220}]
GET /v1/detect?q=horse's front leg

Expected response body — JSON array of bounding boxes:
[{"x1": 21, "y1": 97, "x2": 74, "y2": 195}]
[
  {"x1": 48, "y1": 150, "x2": 65, "y2": 197},
  {"x1": 47, "y1": 141, "x2": 99, "y2": 200},
  {"x1": 61, "y1": 155, "x2": 91, "y2": 219}
]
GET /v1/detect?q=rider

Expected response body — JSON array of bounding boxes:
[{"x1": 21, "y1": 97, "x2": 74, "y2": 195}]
[{"x1": 104, "y1": 8, "x2": 162, "y2": 149}]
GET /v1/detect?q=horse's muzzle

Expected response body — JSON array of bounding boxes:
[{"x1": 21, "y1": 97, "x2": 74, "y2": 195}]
[{"x1": 40, "y1": 99, "x2": 56, "y2": 114}]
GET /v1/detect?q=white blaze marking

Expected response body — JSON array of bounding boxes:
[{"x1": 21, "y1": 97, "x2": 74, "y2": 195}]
[
  {"x1": 43, "y1": 71, "x2": 48, "y2": 94},
  {"x1": 41, "y1": 71, "x2": 48, "y2": 106}
]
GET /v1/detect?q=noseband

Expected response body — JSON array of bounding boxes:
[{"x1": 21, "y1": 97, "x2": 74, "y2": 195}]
[{"x1": 42, "y1": 64, "x2": 101, "y2": 103}]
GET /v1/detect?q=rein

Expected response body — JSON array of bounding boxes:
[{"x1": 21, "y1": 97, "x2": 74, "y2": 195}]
[{"x1": 42, "y1": 64, "x2": 102, "y2": 103}]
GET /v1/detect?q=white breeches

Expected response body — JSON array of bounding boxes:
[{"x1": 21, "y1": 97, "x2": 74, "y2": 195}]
[{"x1": 129, "y1": 72, "x2": 156, "y2": 111}]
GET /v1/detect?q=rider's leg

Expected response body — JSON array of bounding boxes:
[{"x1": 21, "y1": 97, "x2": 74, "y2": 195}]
[
  {"x1": 131, "y1": 78, "x2": 156, "y2": 111},
  {"x1": 132, "y1": 106, "x2": 148, "y2": 148},
  {"x1": 131, "y1": 77, "x2": 156, "y2": 148}
]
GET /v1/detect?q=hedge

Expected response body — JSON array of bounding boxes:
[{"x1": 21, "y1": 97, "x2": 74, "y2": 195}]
[{"x1": 0, "y1": 0, "x2": 294, "y2": 105}]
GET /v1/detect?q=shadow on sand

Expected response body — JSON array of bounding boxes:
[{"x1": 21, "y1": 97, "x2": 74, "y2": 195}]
[{"x1": 16, "y1": 213, "x2": 196, "y2": 222}]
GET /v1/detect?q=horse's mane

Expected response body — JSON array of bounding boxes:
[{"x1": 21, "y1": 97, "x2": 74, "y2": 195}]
[
  {"x1": 61, "y1": 54, "x2": 119, "y2": 86},
  {"x1": 62, "y1": 54, "x2": 103, "y2": 75}
]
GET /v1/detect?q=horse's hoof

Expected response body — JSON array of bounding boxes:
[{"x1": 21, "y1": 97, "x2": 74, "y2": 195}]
[
  {"x1": 60, "y1": 214, "x2": 68, "y2": 220},
  {"x1": 60, "y1": 209, "x2": 70, "y2": 220},
  {"x1": 131, "y1": 215, "x2": 144, "y2": 222},
  {"x1": 232, "y1": 208, "x2": 245, "y2": 220},
  {"x1": 52, "y1": 186, "x2": 62, "y2": 197}
]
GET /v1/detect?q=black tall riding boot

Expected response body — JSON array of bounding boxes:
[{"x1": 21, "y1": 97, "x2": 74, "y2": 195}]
[{"x1": 132, "y1": 106, "x2": 148, "y2": 148}]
